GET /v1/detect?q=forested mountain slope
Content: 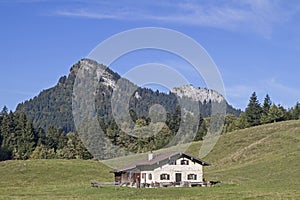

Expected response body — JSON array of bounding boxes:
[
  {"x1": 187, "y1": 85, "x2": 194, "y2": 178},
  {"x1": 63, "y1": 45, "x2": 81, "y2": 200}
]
[{"x1": 16, "y1": 59, "x2": 240, "y2": 133}]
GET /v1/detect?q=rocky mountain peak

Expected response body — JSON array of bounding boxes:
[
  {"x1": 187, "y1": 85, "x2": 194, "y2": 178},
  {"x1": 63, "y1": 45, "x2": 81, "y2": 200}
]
[{"x1": 171, "y1": 85, "x2": 225, "y2": 103}]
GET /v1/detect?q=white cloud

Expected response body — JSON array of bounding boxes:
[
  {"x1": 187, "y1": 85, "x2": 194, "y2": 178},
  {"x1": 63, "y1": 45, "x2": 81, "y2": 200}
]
[
  {"x1": 56, "y1": 9, "x2": 124, "y2": 20},
  {"x1": 225, "y1": 77, "x2": 300, "y2": 109},
  {"x1": 225, "y1": 84, "x2": 261, "y2": 109},
  {"x1": 53, "y1": 0, "x2": 300, "y2": 38},
  {"x1": 264, "y1": 78, "x2": 300, "y2": 106}
]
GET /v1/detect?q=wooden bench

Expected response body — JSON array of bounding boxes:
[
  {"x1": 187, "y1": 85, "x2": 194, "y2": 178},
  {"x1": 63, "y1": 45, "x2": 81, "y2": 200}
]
[{"x1": 91, "y1": 182, "x2": 118, "y2": 188}]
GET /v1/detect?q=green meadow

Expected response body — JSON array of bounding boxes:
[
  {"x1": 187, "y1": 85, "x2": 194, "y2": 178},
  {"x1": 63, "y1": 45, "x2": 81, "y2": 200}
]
[{"x1": 0, "y1": 120, "x2": 299, "y2": 199}]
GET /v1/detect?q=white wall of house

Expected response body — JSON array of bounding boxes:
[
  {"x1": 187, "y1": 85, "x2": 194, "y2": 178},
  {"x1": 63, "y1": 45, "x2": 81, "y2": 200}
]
[{"x1": 140, "y1": 157, "x2": 203, "y2": 184}]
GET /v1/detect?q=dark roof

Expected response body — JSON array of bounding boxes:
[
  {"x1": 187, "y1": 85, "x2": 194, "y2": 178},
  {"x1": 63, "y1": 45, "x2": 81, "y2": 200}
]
[{"x1": 112, "y1": 151, "x2": 211, "y2": 173}]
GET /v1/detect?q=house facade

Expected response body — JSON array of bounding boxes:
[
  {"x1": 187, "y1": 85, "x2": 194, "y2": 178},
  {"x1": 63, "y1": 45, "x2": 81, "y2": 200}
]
[{"x1": 112, "y1": 151, "x2": 211, "y2": 187}]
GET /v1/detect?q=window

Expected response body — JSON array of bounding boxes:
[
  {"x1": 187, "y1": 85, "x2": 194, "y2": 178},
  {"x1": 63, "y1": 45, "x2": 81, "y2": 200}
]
[
  {"x1": 169, "y1": 160, "x2": 176, "y2": 165},
  {"x1": 148, "y1": 173, "x2": 152, "y2": 180},
  {"x1": 142, "y1": 173, "x2": 146, "y2": 179},
  {"x1": 160, "y1": 173, "x2": 170, "y2": 180},
  {"x1": 187, "y1": 174, "x2": 197, "y2": 180},
  {"x1": 181, "y1": 160, "x2": 189, "y2": 165}
]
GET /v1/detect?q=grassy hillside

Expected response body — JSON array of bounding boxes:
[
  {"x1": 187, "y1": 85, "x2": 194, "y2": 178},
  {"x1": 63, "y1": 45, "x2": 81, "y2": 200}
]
[
  {"x1": 0, "y1": 159, "x2": 114, "y2": 199},
  {"x1": 0, "y1": 120, "x2": 299, "y2": 199},
  {"x1": 187, "y1": 120, "x2": 300, "y2": 199}
]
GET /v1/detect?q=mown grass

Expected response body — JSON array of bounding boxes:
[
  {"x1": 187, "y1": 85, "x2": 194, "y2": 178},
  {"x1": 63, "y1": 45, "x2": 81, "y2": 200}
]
[
  {"x1": 0, "y1": 120, "x2": 299, "y2": 199},
  {"x1": 0, "y1": 159, "x2": 113, "y2": 199},
  {"x1": 187, "y1": 120, "x2": 300, "y2": 199}
]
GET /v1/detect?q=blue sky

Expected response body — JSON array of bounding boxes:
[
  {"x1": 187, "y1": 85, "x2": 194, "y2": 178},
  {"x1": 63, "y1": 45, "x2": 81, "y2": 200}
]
[{"x1": 1, "y1": 0, "x2": 300, "y2": 111}]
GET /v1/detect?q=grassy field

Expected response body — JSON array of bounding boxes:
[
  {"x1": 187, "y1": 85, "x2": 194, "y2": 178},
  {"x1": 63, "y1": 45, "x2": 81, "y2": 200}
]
[
  {"x1": 0, "y1": 120, "x2": 299, "y2": 199},
  {"x1": 188, "y1": 120, "x2": 300, "y2": 199}
]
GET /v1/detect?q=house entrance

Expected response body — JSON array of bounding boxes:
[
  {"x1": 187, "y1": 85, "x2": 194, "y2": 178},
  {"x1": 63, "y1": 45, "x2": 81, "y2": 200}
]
[{"x1": 175, "y1": 173, "x2": 182, "y2": 183}]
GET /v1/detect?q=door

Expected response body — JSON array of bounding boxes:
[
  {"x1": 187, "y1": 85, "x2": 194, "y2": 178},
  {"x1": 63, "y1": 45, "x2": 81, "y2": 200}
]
[{"x1": 175, "y1": 173, "x2": 182, "y2": 183}]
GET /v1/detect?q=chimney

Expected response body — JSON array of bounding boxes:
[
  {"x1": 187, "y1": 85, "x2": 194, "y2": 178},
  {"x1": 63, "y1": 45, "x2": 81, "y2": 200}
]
[{"x1": 148, "y1": 153, "x2": 153, "y2": 161}]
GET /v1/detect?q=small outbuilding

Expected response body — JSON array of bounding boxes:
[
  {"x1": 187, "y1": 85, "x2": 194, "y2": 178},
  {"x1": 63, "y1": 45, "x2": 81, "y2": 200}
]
[{"x1": 112, "y1": 151, "x2": 211, "y2": 187}]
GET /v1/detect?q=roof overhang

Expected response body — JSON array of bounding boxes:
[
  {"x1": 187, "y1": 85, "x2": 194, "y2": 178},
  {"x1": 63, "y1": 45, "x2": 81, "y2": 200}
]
[{"x1": 111, "y1": 151, "x2": 211, "y2": 173}]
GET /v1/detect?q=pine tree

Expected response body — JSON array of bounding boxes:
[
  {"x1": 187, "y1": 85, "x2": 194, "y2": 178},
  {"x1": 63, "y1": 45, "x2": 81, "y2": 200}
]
[
  {"x1": 14, "y1": 113, "x2": 36, "y2": 159},
  {"x1": 0, "y1": 106, "x2": 8, "y2": 116},
  {"x1": 261, "y1": 94, "x2": 272, "y2": 124},
  {"x1": 0, "y1": 111, "x2": 14, "y2": 160},
  {"x1": 262, "y1": 94, "x2": 272, "y2": 114},
  {"x1": 0, "y1": 111, "x2": 16, "y2": 150},
  {"x1": 36, "y1": 127, "x2": 46, "y2": 146},
  {"x1": 236, "y1": 112, "x2": 249, "y2": 129},
  {"x1": 245, "y1": 92, "x2": 262, "y2": 126},
  {"x1": 291, "y1": 102, "x2": 300, "y2": 120},
  {"x1": 106, "y1": 119, "x2": 119, "y2": 145},
  {"x1": 223, "y1": 114, "x2": 238, "y2": 133},
  {"x1": 18, "y1": 120, "x2": 36, "y2": 160},
  {"x1": 73, "y1": 132, "x2": 93, "y2": 159},
  {"x1": 0, "y1": 146, "x2": 12, "y2": 161},
  {"x1": 169, "y1": 105, "x2": 181, "y2": 133},
  {"x1": 154, "y1": 124, "x2": 172, "y2": 149},
  {"x1": 194, "y1": 114, "x2": 207, "y2": 141},
  {"x1": 268, "y1": 104, "x2": 286, "y2": 123},
  {"x1": 134, "y1": 118, "x2": 148, "y2": 153},
  {"x1": 57, "y1": 128, "x2": 67, "y2": 150},
  {"x1": 46, "y1": 125, "x2": 59, "y2": 150}
]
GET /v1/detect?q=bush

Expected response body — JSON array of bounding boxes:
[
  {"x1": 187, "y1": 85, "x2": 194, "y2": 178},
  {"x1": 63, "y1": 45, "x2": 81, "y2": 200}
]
[{"x1": 0, "y1": 147, "x2": 12, "y2": 161}]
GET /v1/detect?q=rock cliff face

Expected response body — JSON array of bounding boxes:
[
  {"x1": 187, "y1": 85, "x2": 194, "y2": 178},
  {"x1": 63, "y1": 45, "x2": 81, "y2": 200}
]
[{"x1": 172, "y1": 85, "x2": 224, "y2": 103}]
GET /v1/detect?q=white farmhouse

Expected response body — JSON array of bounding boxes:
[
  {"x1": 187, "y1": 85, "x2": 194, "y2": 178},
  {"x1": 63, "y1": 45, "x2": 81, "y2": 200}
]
[{"x1": 112, "y1": 151, "x2": 211, "y2": 187}]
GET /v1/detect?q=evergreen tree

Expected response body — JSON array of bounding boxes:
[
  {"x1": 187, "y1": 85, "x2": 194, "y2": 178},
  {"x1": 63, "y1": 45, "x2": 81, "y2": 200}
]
[
  {"x1": 72, "y1": 132, "x2": 93, "y2": 159},
  {"x1": 0, "y1": 106, "x2": 8, "y2": 116},
  {"x1": 0, "y1": 130, "x2": 2, "y2": 147},
  {"x1": 14, "y1": 113, "x2": 36, "y2": 159},
  {"x1": 129, "y1": 109, "x2": 138, "y2": 123},
  {"x1": 245, "y1": 92, "x2": 262, "y2": 126},
  {"x1": 223, "y1": 114, "x2": 238, "y2": 133},
  {"x1": 22, "y1": 120, "x2": 36, "y2": 159},
  {"x1": 154, "y1": 124, "x2": 172, "y2": 149},
  {"x1": 194, "y1": 114, "x2": 207, "y2": 141},
  {"x1": 46, "y1": 125, "x2": 60, "y2": 150},
  {"x1": 236, "y1": 112, "x2": 249, "y2": 129},
  {"x1": 291, "y1": 102, "x2": 300, "y2": 120},
  {"x1": 57, "y1": 128, "x2": 67, "y2": 150},
  {"x1": 0, "y1": 106, "x2": 7, "y2": 127},
  {"x1": 0, "y1": 111, "x2": 14, "y2": 160},
  {"x1": 1, "y1": 112, "x2": 17, "y2": 155},
  {"x1": 260, "y1": 112, "x2": 271, "y2": 124},
  {"x1": 261, "y1": 94, "x2": 272, "y2": 124},
  {"x1": 262, "y1": 94, "x2": 272, "y2": 114},
  {"x1": 169, "y1": 105, "x2": 181, "y2": 133},
  {"x1": 36, "y1": 127, "x2": 46, "y2": 146},
  {"x1": 0, "y1": 146, "x2": 12, "y2": 161},
  {"x1": 30, "y1": 145, "x2": 46, "y2": 159},
  {"x1": 15, "y1": 119, "x2": 35, "y2": 160},
  {"x1": 267, "y1": 104, "x2": 286, "y2": 123},
  {"x1": 134, "y1": 118, "x2": 148, "y2": 153},
  {"x1": 62, "y1": 132, "x2": 78, "y2": 159},
  {"x1": 106, "y1": 119, "x2": 119, "y2": 145}
]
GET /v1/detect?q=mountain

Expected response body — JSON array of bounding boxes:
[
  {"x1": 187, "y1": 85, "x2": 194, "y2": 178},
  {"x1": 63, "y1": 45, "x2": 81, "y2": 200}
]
[
  {"x1": 172, "y1": 85, "x2": 240, "y2": 116},
  {"x1": 16, "y1": 59, "x2": 241, "y2": 133},
  {"x1": 172, "y1": 85, "x2": 224, "y2": 103}
]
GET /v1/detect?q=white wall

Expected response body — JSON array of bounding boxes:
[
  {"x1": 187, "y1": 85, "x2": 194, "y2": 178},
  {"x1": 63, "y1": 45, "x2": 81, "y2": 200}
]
[{"x1": 141, "y1": 157, "x2": 203, "y2": 184}]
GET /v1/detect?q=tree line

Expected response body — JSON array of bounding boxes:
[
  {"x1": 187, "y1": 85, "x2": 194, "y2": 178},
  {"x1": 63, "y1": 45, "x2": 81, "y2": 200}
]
[
  {"x1": 100, "y1": 105, "x2": 207, "y2": 154},
  {"x1": 1, "y1": 92, "x2": 299, "y2": 161},
  {"x1": 222, "y1": 92, "x2": 300, "y2": 133},
  {"x1": 0, "y1": 107, "x2": 92, "y2": 161}
]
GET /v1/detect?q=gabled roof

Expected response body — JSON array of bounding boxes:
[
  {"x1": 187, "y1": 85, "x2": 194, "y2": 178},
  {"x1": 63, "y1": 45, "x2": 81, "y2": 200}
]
[{"x1": 112, "y1": 151, "x2": 211, "y2": 173}]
